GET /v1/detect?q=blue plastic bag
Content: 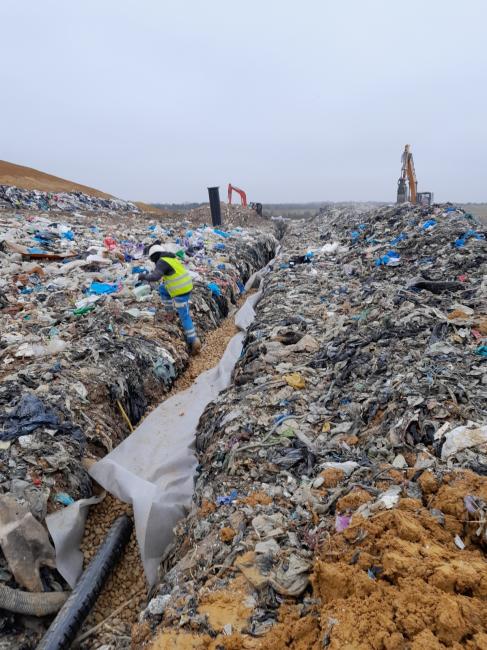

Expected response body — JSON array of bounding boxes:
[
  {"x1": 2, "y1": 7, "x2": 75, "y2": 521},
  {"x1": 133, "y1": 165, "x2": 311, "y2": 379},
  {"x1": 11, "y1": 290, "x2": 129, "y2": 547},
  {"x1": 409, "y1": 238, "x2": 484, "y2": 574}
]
[
  {"x1": 213, "y1": 228, "x2": 231, "y2": 238},
  {"x1": 375, "y1": 250, "x2": 401, "y2": 266},
  {"x1": 454, "y1": 229, "x2": 485, "y2": 248},
  {"x1": 89, "y1": 282, "x2": 119, "y2": 295},
  {"x1": 216, "y1": 489, "x2": 238, "y2": 505},
  {"x1": 421, "y1": 219, "x2": 437, "y2": 231},
  {"x1": 207, "y1": 282, "x2": 221, "y2": 296},
  {"x1": 55, "y1": 493, "x2": 74, "y2": 506},
  {"x1": 390, "y1": 233, "x2": 408, "y2": 246}
]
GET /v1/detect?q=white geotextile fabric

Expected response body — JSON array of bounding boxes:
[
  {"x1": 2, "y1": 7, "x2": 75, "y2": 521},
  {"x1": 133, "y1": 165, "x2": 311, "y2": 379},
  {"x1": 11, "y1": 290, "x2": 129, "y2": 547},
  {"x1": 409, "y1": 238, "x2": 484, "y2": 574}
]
[{"x1": 47, "y1": 273, "x2": 267, "y2": 587}]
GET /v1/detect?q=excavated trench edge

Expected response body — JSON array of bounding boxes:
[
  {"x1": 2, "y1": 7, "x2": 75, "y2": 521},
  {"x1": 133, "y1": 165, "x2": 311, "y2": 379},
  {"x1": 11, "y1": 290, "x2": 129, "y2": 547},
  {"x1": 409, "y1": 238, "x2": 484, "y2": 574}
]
[{"x1": 44, "y1": 250, "x2": 279, "y2": 647}]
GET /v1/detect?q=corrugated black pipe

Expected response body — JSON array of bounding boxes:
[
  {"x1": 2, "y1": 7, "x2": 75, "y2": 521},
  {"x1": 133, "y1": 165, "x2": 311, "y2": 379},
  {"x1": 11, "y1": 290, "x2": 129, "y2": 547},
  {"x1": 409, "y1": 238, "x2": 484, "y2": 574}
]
[
  {"x1": 208, "y1": 186, "x2": 222, "y2": 226},
  {"x1": 0, "y1": 585, "x2": 68, "y2": 616},
  {"x1": 37, "y1": 514, "x2": 133, "y2": 650}
]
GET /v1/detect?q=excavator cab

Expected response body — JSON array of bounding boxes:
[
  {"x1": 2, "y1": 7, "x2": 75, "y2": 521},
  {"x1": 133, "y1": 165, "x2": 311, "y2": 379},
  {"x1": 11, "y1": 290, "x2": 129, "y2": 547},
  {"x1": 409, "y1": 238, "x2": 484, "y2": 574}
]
[
  {"x1": 417, "y1": 192, "x2": 433, "y2": 207},
  {"x1": 250, "y1": 202, "x2": 263, "y2": 216}
]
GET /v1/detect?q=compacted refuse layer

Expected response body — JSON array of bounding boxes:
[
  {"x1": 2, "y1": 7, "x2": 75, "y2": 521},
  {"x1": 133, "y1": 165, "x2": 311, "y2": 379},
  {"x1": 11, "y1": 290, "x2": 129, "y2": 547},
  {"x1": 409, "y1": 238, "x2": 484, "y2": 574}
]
[
  {"x1": 0, "y1": 200, "x2": 277, "y2": 647},
  {"x1": 136, "y1": 203, "x2": 487, "y2": 650}
]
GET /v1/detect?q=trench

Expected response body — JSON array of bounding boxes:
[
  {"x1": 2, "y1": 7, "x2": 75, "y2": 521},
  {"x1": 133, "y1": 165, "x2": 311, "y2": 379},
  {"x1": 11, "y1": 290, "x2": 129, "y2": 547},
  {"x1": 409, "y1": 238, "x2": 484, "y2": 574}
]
[{"x1": 73, "y1": 298, "x2": 253, "y2": 649}]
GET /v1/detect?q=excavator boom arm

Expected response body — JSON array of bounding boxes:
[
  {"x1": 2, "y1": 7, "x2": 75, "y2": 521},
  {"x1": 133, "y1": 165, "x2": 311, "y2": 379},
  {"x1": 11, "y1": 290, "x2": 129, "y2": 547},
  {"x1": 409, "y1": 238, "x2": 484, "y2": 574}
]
[
  {"x1": 227, "y1": 184, "x2": 247, "y2": 207},
  {"x1": 397, "y1": 145, "x2": 417, "y2": 203}
]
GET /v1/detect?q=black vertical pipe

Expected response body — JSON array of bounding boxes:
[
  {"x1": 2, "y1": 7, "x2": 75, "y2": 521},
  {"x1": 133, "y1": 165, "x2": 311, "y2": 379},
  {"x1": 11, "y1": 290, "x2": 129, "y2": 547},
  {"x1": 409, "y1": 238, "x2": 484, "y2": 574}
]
[{"x1": 208, "y1": 187, "x2": 222, "y2": 226}]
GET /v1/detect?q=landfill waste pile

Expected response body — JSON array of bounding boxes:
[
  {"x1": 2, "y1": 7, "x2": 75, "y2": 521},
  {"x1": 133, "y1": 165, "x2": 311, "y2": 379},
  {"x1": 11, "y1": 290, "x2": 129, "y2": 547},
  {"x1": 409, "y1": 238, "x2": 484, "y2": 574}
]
[
  {"x1": 137, "y1": 203, "x2": 487, "y2": 650},
  {"x1": 185, "y1": 203, "x2": 270, "y2": 230},
  {"x1": 0, "y1": 184, "x2": 139, "y2": 213},
  {"x1": 0, "y1": 198, "x2": 277, "y2": 646}
]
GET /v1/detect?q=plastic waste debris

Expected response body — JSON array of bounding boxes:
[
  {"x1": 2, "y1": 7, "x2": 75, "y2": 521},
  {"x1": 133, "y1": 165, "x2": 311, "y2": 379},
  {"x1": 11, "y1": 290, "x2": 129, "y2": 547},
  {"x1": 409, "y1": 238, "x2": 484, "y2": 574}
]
[
  {"x1": 421, "y1": 219, "x2": 437, "y2": 231},
  {"x1": 0, "y1": 494, "x2": 56, "y2": 591},
  {"x1": 441, "y1": 423, "x2": 487, "y2": 459},
  {"x1": 216, "y1": 489, "x2": 238, "y2": 506},
  {"x1": 133, "y1": 284, "x2": 152, "y2": 301},
  {"x1": 0, "y1": 393, "x2": 81, "y2": 442},
  {"x1": 454, "y1": 229, "x2": 485, "y2": 248},
  {"x1": 54, "y1": 493, "x2": 75, "y2": 506},
  {"x1": 284, "y1": 373, "x2": 306, "y2": 389},
  {"x1": 335, "y1": 514, "x2": 352, "y2": 532},
  {"x1": 207, "y1": 282, "x2": 222, "y2": 296},
  {"x1": 15, "y1": 338, "x2": 67, "y2": 358},
  {"x1": 374, "y1": 250, "x2": 401, "y2": 266},
  {"x1": 88, "y1": 281, "x2": 119, "y2": 295}
]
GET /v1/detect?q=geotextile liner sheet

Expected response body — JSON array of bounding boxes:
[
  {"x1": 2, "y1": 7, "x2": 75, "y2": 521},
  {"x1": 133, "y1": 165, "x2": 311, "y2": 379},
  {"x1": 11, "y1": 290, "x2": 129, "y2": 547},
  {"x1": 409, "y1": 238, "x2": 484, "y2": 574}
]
[{"x1": 47, "y1": 268, "x2": 271, "y2": 587}]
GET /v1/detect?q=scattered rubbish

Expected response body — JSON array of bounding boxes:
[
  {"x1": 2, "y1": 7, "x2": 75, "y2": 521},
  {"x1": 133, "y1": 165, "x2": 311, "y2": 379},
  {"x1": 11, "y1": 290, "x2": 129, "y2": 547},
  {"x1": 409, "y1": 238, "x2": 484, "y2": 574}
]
[
  {"x1": 216, "y1": 489, "x2": 238, "y2": 506},
  {"x1": 335, "y1": 514, "x2": 351, "y2": 532},
  {"x1": 0, "y1": 184, "x2": 138, "y2": 212},
  {"x1": 284, "y1": 372, "x2": 306, "y2": 389},
  {"x1": 441, "y1": 423, "x2": 487, "y2": 460},
  {"x1": 421, "y1": 219, "x2": 437, "y2": 231},
  {"x1": 140, "y1": 202, "x2": 487, "y2": 650},
  {"x1": 454, "y1": 534, "x2": 465, "y2": 550},
  {"x1": 374, "y1": 250, "x2": 401, "y2": 266},
  {"x1": 454, "y1": 229, "x2": 485, "y2": 248},
  {"x1": 0, "y1": 196, "x2": 278, "y2": 646},
  {"x1": 0, "y1": 494, "x2": 56, "y2": 591},
  {"x1": 2, "y1": 195, "x2": 487, "y2": 649},
  {"x1": 88, "y1": 281, "x2": 119, "y2": 295},
  {"x1": 55, "y1": 493, "x2": 75, "y2": 506}
]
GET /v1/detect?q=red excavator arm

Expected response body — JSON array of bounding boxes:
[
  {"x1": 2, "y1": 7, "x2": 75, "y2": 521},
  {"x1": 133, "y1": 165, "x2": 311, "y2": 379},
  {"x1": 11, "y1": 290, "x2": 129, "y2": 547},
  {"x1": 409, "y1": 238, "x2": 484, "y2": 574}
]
[{"x1": 228, "y1": 184, "x2": 247, "y2": 207}]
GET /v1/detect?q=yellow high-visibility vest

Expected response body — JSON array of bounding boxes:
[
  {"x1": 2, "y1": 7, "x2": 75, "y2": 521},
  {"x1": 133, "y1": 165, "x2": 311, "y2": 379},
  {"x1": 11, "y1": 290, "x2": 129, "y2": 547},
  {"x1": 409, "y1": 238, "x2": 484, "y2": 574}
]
[{"x1": 161, "y1": 257, "x2": 193, "y2": 297}]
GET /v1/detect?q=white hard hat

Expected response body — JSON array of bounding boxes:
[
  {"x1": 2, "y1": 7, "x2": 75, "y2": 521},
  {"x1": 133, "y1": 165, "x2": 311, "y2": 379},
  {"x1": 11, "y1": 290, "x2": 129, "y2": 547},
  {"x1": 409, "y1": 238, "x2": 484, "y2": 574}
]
[{"x1": 148, "y1": 244, "x2": 165, "y2": 257}]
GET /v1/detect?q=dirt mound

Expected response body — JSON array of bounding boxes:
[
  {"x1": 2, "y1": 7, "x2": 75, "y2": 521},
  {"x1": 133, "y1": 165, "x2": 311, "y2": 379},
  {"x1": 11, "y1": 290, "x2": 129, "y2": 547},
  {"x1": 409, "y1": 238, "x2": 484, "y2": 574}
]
[
  {"x1": 251, "y1": 471, "x2": 487, "y2": 650},
  {"x1": 0, "y1": 159, "x2": 112, "y2": 198},
  {"x1": 134, "y1": 202, "x2": 171, "y2": 216},
  {"x1": 143, "y1": 472, "x2": 487, "y2": 650}
]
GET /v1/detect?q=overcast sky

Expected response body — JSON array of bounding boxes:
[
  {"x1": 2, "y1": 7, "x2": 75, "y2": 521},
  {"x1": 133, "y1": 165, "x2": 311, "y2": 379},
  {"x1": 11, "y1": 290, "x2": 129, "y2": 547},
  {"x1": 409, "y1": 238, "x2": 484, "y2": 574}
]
[{"x1": 2, "y1": 0, "x2": 486, "y2": 203}]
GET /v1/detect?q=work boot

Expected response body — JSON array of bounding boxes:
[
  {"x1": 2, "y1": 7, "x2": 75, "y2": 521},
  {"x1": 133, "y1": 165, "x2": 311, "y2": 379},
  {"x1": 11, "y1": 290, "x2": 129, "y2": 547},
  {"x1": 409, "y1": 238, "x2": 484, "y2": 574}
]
[{"x1": 190, "y1": 337, "x2": 202, "y2": 356}]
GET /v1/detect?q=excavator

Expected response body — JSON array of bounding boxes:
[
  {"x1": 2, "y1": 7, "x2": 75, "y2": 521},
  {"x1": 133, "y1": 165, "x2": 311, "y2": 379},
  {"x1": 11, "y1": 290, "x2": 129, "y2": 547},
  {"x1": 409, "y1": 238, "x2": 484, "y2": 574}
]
[
  {"x1": 396, "y1": 145, "x2": 433, "y2": 207},
  {"x1": 228, "y1": 183, "x2": 263, "y2": 216},
  {"x1": 228, "y1": 184, "x2": 247, "y2": 207}
]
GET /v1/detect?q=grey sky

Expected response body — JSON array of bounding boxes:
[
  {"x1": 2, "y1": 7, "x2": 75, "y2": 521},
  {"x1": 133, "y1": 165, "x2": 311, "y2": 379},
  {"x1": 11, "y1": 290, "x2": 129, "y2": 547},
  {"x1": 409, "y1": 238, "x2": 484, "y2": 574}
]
[{"x1": 2, "y1": 0, "x2": 486, "y2": 203}]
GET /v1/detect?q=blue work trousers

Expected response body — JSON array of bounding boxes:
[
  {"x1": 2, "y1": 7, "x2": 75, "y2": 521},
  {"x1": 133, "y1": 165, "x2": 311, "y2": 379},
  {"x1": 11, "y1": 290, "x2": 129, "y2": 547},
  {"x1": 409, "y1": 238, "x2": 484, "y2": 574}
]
[{"x1": 159, "y1": 286, "x2": 197, "y2": 343}]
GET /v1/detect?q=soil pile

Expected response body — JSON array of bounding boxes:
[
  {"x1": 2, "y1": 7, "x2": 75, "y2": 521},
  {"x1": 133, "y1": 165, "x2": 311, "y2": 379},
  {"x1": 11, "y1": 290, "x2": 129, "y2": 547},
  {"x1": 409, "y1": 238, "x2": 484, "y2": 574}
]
[
  {"x1": 0, "y1": 160, "x2": 111, "y2": 197},
  {"x1": 258, "y1": 470, "x2": 487, "y2": 650}
]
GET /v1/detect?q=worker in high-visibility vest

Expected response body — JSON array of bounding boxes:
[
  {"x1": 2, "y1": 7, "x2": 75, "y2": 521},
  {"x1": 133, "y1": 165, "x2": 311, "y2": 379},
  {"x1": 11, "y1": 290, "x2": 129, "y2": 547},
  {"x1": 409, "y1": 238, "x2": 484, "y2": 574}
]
[{"x1": 138, "y1": 244, "x2": 201, "y2": 354}]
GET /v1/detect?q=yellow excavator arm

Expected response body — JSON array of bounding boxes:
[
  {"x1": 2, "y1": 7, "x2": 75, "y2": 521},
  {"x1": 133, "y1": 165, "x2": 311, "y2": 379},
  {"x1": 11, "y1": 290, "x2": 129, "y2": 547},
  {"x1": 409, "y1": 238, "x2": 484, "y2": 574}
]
[
  {"x1": 397, "y1": 144, "x2": 418, "y2": 203},
  {"x1": 405, "y1": 145, "x2": 417, "y2": 204}
]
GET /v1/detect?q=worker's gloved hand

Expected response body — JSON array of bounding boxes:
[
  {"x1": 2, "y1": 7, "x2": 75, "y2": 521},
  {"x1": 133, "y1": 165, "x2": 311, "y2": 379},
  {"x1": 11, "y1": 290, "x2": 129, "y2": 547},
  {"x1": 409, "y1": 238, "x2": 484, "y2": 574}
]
[{"x1": 137, "y1": 273, "x2": 148, "y2": 283}]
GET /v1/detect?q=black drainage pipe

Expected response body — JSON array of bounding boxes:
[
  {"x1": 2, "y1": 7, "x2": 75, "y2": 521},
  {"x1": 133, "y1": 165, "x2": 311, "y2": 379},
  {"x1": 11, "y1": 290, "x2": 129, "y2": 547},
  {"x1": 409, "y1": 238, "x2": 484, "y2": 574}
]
[
  {"x1": 37, "y1": 514, "x2": 133, "y2": 650},
  {"x1": 208, "y1": 186, "x2": 222, "y2": 226}
]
